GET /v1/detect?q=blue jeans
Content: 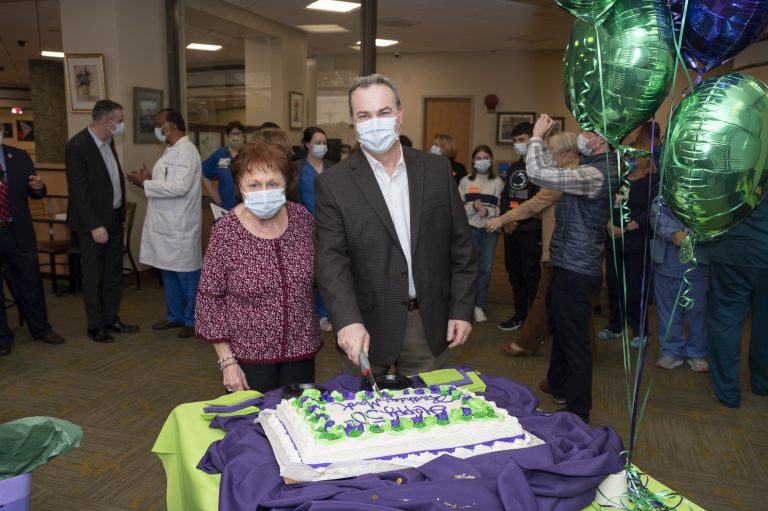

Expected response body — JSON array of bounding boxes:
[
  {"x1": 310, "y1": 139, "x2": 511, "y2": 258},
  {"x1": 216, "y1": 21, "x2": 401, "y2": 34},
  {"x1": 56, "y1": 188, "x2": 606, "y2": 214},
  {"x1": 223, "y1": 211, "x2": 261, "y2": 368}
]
[
  {"x1": 163, "y1": 269, "x2": 201, "y2": 327},
  {"x1": 471, "y1": 227, "x2": 499, "y2": 308},
  {"x1": 654, "y1": 270, "x2": 708, "y2": 359}
]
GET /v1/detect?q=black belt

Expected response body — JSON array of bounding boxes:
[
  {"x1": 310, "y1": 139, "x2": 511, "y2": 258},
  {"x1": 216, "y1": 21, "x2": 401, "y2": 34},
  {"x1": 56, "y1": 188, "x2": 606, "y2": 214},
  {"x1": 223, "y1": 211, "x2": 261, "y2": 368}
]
[
  {"x1": 0, "y1": 221, "x2": 12, "y2": 228},
  {"x1": 405, "y1": 298, "x2": 419, "y2": 311}
]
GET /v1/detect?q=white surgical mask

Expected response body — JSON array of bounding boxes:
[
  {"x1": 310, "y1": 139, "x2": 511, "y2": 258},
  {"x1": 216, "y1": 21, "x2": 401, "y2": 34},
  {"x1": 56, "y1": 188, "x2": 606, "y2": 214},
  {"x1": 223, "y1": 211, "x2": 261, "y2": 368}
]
[
  {"x1": 430, "y1": 144, "x2": 442, "y2": 155},
  {"x1": 513, "y1": 143, "x2": 528, "y2": 156},
  {"x1": 474, "y1": 159, "x2": 492, "y2": 174},
  {"x1": 155, "y1": 123, "x2": 169, "y2": 144},
  {"x1": 310, "y1": 144, "x2": 328, "y2": 159},
  {"x1": 109, "y1": 120, "x2": 125, "y2": 137},
  {"x1": 243, "y1": 188, "x2": 286, "y2": 219},
  {"x1": 577, "y1": 133, "x2": 594, "y2": 157},
  {"x1": 355, "y1": 116, "x2": 399, "y2": 154}
]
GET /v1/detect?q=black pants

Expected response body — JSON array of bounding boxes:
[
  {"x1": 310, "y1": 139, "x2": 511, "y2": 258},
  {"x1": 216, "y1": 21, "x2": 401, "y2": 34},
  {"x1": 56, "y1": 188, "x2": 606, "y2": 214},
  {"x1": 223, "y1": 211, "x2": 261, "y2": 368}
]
[
  {"x1": 74, "y1": 209, "x2": 125, "y2": 329},
  {"x1": 605, "y1": 248, "x2": 651, "y2": 337},
  {"x1": 504, "y1": 229, "x2": 542, "y2": 318},
  {"x1": 0, "y1": 227, "x2": 52, "y2": 344},
  {"x1": 546, "y1": 267, "x2": 601, "y2": 419},
  {"x1": 240, "y1": 358, "x2": 316, "y2": 394}
]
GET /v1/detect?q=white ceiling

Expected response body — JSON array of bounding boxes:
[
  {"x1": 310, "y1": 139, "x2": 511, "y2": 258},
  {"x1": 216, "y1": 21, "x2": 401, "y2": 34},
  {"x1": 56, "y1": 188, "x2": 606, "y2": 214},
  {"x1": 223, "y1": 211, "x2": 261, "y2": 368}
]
[
  {"x1": 0, "y1": 0, "x2": 576, "y2": 87},
  {"x1": 0, "y1": 0, "x2": 62, "y2": 86},
  {"x1": 219, "y1": 0, "x2": 573, "y2": 56}
]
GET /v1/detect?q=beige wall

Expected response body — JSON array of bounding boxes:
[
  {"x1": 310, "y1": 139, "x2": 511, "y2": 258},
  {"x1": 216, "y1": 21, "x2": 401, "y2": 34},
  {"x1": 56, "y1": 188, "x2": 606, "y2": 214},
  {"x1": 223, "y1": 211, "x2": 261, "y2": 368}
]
[{"x1": 61, "y1": 0, "x2": 168, "y2": 268}]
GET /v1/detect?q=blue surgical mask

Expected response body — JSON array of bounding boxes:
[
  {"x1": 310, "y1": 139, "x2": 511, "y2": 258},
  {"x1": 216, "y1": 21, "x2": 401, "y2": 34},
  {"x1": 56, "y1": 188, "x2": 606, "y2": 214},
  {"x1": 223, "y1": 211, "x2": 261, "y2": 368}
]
[
  {"x1": 513, "y1": 143, "x2": 528, "y2": 156},
  {"x1": 356, "y1": 116, "x2": 399, "y2": 154},
  {"x1": 310, "y1": 144, "x2": 328, "y2": 159},
  {"x1": 430, "y1": 144, "x2": 442, "y2": 155},
  {"x1": 577, "y1": 133, "x2": 593, "y2": 156},
  {"x1": 243, "y1": 188, "x2": 286, "y2": 219},
  {"x1": 474, "y1": 159, "x2": 492, "y2": 173},
  {"x1": 625, "y1": 157, "x2": 637, "y2": 172}
]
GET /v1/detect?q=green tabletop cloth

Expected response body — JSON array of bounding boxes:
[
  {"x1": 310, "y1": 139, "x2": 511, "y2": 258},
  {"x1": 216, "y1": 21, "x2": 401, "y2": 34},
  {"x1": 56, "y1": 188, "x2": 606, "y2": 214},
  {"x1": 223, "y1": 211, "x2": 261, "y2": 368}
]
[{"x1": 151, "y1": 399, "x2": 705, "y2": 511}]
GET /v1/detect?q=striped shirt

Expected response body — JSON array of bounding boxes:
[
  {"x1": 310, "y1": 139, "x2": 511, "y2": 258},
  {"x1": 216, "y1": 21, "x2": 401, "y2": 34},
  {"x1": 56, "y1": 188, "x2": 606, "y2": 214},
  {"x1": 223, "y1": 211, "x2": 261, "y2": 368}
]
[{"x1": 525, "y1": 138, "x2": 605, "y2": 198}]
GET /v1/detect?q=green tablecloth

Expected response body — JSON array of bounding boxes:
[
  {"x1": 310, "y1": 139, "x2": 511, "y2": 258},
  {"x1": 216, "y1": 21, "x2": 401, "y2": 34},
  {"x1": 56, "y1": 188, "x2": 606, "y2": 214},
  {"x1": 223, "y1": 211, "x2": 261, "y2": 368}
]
[{"x1": 151, "y1": 399, "x2": 705, "y2": 511}]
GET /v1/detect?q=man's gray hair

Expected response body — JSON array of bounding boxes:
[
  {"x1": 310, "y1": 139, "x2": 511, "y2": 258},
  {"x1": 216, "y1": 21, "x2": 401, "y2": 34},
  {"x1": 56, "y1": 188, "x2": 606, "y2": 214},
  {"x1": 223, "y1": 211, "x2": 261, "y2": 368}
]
[
  {"x1": 92, "y1": 99, "x2": 123, "y2": 121},
  {"x1": 348, "y1": 74, "x2": 402, "y2": 116}
]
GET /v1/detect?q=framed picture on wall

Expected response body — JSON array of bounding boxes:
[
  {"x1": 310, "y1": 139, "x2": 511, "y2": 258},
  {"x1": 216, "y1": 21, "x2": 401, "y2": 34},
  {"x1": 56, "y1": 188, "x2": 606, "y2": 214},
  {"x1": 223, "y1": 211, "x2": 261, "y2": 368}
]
[
  {"x1": 551, "y1": 117, "x2": 565, "y2": 135},
  {"x1": 497, "y1": 112, "x2": 536, "y2": 144},
  {"x1": 289, "y1": 91, "x2": 304, "y2": 130},
  {"x1": 16, "y1": 120, "x2": 34, "y2": 141},
  {"x1": 133, "y1": 87, "x2": 164, "y2": 144},
  {"x1": 2, "y1": 123, "x2": 12, "y2": 138},
  {"x1": 64, "y1": 54, "x2": 107, "y2": 112}
]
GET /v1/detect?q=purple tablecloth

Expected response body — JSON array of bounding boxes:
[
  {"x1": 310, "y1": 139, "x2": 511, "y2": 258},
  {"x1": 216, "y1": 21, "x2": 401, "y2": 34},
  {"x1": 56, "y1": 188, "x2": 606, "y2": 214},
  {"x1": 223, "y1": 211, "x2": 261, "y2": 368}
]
[{"x1": 198, "y1": 370, "x2": 624, "y2": 510}]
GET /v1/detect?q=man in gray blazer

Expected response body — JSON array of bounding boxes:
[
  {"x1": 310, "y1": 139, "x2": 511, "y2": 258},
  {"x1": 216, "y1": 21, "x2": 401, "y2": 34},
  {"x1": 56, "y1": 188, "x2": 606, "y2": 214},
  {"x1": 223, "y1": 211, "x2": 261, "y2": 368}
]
[{"x1": 315, "y1": 74, "x2": 476, "y2": 377}]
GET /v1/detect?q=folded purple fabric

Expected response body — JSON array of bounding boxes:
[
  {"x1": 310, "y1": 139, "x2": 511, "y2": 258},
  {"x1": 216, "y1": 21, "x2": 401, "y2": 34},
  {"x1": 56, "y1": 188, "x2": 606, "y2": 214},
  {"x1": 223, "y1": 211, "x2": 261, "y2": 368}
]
[
  {"x1": 202, "y1": 397, "x2": 264, "y2": 415},
  {"x1": 198, "y1": 371, "x2": 625, "y2": 511}
]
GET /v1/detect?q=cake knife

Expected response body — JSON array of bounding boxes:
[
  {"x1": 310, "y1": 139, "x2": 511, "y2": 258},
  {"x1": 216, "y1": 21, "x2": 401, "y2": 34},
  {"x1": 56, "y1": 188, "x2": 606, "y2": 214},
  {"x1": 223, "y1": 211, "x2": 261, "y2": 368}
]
[{"x1": 359, "y1": 351, "x2": 382, "y2": 396}]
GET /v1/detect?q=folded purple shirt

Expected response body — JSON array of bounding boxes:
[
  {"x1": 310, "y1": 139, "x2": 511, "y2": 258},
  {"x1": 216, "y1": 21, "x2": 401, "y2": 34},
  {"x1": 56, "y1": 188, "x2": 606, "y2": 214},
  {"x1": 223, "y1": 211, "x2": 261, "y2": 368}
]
[{"x1": 198, "y1": 370, "x2": 625, "y2": 510}]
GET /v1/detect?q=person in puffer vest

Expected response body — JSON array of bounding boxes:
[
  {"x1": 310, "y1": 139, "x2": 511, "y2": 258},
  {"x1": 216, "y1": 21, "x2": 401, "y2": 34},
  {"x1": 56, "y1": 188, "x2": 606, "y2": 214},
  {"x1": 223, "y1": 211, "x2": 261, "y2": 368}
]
[{"x1": 525, "y1": 113, "x2": 620, "y2": 424}]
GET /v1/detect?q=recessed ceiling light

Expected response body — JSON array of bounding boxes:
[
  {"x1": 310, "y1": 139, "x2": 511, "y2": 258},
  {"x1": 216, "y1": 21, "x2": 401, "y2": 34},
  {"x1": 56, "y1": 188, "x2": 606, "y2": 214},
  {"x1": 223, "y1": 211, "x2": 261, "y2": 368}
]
[
  {"x1": 41, "y1": 51, "x2": 64, "y2": 58},
  {"x1": 354, "y1": 39, "x2": 399, "y2": 47},
  {"x1": 186, "y1": 43, "x2": 222, "y2": 51},
  {"x1": 306, "y1": 1, "x2": 360, "y2": 13},
  {"x1": 296, "y1": 24, "x2": 349, "y2": 33}
]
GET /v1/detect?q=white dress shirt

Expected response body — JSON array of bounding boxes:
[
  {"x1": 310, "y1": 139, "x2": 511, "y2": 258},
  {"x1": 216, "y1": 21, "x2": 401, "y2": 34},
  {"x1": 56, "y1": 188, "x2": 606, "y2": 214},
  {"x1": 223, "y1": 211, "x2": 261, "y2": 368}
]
[
  {"x1": 362, "y1": 147, "x2": 416, "y2": 298},
  {"x1": 88, "y1": 127, "x2": 122, "y2": 209}
]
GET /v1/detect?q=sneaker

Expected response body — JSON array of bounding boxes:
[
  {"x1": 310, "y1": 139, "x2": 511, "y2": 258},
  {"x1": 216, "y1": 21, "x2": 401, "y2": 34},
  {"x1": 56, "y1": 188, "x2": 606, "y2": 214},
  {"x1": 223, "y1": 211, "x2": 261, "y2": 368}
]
[
  {"x1": 539, "y1": 380, "x2": 566, "y2": 405},
  {"x1": 473, "y1": 307, "x2": 487, "y2": 323},
  {"x1": 596, "y1": 328, "x2": 622, "y2": 340},
  {"x1": 629, "y1": 336, "x2": 650, "y2": 349},
  {"x1": 686, "y1": 358, "x2": 709, "y2": 373},
  {"x1": 319, "y1": 317, "x2": 333, "y2": 332},
  {"x1": 656, "y1": 356, "x2": 684, "y2": 370},
  {"x1": 498, "y1": 316, "x2": 524, "y2": 331}
]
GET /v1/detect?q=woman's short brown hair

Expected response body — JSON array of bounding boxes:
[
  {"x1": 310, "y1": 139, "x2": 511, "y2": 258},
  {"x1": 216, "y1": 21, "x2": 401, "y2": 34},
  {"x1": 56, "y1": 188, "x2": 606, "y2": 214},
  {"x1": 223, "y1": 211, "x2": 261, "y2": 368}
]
[
  {"x1": 231, "y1": 140, "x2": 295, "y2": 201},
  {"x1": 434, "y1": 133, "x2": 457, "y2": 160}
]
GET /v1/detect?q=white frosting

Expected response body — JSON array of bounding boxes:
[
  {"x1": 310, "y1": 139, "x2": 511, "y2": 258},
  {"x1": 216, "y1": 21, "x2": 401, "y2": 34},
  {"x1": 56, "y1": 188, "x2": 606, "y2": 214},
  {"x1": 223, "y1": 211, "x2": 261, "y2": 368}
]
[{"x1": 272, "y1": 389, "x2": 528, "y2": 466}]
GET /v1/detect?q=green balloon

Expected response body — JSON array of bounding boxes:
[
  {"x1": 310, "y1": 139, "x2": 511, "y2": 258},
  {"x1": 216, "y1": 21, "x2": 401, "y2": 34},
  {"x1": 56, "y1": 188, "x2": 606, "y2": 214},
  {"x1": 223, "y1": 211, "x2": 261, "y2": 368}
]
[
  {"x1": 555, "y1": 0, "x2": 618, "y2": 26},
  {"x1": 562, "y1": 0, "x2": 675, "y2": 146},
  {"x1": 661, "y1": 72, "x2": 768, "y2": 239}
]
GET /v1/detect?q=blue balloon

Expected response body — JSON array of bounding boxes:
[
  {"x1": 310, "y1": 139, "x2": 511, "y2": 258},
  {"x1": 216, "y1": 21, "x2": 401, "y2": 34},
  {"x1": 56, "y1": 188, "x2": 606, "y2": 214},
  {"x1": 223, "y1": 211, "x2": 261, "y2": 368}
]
[{"x1": 670, "y1": 0, "x2": 768, "y2": 73}]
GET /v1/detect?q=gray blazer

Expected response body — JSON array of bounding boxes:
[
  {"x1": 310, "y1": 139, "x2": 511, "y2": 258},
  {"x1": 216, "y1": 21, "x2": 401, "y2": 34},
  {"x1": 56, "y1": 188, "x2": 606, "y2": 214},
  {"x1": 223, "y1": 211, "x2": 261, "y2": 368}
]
[{"x1": 314, "y1": 146, "x2": 477, "y2": 366}]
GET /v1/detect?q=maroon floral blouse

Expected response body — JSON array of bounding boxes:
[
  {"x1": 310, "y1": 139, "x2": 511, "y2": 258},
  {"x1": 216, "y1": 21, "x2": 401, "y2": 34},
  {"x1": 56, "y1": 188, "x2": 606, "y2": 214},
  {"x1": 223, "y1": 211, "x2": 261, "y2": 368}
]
[{"x1": 195, "y1": 202, "x2": 322, "y2": 364}]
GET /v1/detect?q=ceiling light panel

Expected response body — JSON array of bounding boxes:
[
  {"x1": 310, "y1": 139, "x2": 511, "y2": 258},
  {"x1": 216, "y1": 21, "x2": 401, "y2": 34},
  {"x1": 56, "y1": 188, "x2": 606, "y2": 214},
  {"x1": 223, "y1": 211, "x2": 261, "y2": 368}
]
[{"x1": 306, "y1": 1, "x2": 360, "y2": 13}]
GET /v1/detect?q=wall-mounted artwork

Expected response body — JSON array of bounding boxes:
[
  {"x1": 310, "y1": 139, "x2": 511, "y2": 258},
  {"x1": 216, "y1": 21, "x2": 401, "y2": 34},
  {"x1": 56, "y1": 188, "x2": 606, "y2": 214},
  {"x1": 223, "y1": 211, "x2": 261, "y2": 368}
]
[
  {"x1": 134, "y1": 87, "x2": 164, "y2": 144},
  {"x1": 64, "y1": 54, "x2": 107, "y2": 112},
  {"x1": 16, "y1": 120, "x2": 34, "y2": 141}
]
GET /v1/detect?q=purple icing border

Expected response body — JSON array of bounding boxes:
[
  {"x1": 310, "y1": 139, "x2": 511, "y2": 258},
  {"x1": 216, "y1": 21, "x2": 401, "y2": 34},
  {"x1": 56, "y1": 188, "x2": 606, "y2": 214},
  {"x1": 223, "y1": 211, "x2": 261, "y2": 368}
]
[{"x1": 304, "y1": 433, "x2": 528, "y2": 469}]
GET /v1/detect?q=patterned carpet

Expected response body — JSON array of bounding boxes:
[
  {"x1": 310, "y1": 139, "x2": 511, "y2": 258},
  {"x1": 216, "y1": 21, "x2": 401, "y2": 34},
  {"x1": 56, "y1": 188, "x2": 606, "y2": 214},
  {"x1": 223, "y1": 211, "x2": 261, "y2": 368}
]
[{"x1": 1, "y1": 256, "x2": 766, "y2": 510}]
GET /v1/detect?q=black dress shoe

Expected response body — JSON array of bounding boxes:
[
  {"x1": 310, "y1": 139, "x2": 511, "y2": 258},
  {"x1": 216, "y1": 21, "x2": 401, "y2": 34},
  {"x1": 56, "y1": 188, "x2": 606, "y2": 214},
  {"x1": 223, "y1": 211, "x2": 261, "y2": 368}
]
[
  {"x1": 177, "y1": 326, "x2": 195, "y2": 338},
  {"x1": 0, "y1": 344, "x2": 11, "y2": 357},
  {"x1": 105, "y1": 321, "x2": 139, "y2": 333},
  {"x1": 87, "y1": 328, "x2": 115, "y2": 343},
  {"x1": 152, "y1": 320, "x2": 183, "y2": 330},
  {"x1": 35, "y1": 331, "x2": 66, "y2": 344}
]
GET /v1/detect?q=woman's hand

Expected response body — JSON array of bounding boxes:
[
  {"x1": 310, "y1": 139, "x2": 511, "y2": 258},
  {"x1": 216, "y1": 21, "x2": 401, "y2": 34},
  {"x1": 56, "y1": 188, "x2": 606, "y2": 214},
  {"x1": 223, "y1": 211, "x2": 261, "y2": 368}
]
[
  {"x1": 486, "y1": 216, "x2": 503, "y2": 232},
  {"x1": 222, "y1": 363, "x2": 250, "y2": 392}
]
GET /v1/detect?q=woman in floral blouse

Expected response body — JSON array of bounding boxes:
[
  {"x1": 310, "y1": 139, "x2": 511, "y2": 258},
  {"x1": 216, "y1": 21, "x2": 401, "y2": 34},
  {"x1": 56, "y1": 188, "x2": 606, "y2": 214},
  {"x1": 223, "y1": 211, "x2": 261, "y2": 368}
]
[{"x1": 195, "y1": 140, "x2": 322, "y2": 392}]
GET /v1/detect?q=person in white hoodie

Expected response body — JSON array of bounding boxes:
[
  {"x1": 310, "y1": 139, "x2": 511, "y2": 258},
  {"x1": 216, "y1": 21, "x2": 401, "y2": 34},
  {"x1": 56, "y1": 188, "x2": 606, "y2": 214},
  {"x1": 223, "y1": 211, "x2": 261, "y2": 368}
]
[
  {"x1": 458, "y1": 145, "x2": 504, "y2": 322},
  {"x1": 127, "y1": 108, "x2": 202, "y2": 339}
]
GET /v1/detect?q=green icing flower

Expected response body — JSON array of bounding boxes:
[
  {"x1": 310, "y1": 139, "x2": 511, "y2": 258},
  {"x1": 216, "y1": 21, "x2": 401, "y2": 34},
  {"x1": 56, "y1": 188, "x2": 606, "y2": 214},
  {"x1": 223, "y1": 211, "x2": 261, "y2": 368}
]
[
  {"x1": 330, "y1": 390, "x2": 344, "y2": 402},
  {"x1": 370, "y1": 422, "x2": 391, "y2": 434},
  {"x1": 303, "y1": 388, "x2": 322, "y2": 400},
  {"x1": 423, "y1": 415, "x2": 437, "y2": 427}
]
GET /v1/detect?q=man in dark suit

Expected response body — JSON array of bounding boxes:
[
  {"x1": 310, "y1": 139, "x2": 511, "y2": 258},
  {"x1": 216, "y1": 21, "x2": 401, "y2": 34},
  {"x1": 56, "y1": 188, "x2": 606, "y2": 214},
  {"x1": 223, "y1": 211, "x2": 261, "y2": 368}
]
[
  {"x1": 65, "y1": 99, "x2": 138, "y2": 343},
  {"x1": 0, "y1": 139, "x2": 65, "y2": 356},
  {"x1": 315, "y1": 74, "x2": 476, "y2": 376}
]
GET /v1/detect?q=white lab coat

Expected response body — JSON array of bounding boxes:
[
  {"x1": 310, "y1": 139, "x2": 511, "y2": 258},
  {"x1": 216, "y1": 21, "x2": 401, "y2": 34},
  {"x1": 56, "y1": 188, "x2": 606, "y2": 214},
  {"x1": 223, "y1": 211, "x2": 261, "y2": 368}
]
[{"x1": 140, "y1": 136, "x2": 203, "y2": 272}]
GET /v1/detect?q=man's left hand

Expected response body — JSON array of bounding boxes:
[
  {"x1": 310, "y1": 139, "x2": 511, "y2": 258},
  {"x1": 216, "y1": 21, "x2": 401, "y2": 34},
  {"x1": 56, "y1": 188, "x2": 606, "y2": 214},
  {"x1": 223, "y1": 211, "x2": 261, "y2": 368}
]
[
  {"x1": 28, "y1": 175, "x2": 44, "y2": 190},
  {"x1": 447, "y1": 319, "x2": 471, "y2": 348}
]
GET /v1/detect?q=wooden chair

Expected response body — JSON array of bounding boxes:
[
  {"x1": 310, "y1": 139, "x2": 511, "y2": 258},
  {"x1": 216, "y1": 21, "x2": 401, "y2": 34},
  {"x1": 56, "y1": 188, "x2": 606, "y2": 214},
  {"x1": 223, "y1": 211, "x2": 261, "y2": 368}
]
[
  {"x1": 123, "y1": 202, "x2": 140, "y2": 290},
  {"x1": 31, "y1": 200, "x2": 70, "y2": 295}
]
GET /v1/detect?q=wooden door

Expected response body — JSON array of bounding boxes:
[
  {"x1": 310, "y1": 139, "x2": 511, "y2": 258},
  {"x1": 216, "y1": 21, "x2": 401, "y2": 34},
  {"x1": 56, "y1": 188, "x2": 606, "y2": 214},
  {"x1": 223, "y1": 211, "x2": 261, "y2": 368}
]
[{"x1": 423, "y1": 97, "x2": 472, "y2": 168}]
